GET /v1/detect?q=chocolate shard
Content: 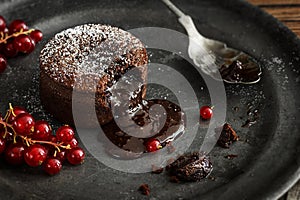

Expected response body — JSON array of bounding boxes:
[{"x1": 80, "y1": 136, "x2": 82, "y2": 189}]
[
  {"x1": 166, "y1": 152, "x2": 213, "y2": 182},
  {"x1": 217, "y1": 123, "x2": 239, "y2": 148},
  {"x1": 138, "y1": 184, "x2": 150, "y2": 196}
]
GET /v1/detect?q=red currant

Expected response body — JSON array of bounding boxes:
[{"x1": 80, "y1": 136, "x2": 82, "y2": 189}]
[
  {"x1": 5, "y1": 142, "x2": 25, "y2": 165},
  {"x1": 13, "y1": 35, "x2": 34, "y2": 53},
  {"x1": 32, "y1": 120, "x2": 52, "y2": 140},
  {"x1": 43, "y1": 158, "x2": 62, "y2": 175},
  {"x1": 49, "y1": 135, "x2": 57, "y2": 143},
  {"x1": 0, "y1": 16, "x2": 6, "y2": 31},
  {"x1": 0, "y1": 54, "x2": 7, "y2": 74},
  {"x1": 67, "y1": 147, "x2": 85, "y2": 165},
  {"x1": 200, "y1": 106, "x2": 213, "y2": 120},
  {"x1": 26, "y1": 37, "x2": 36, "y2": 53},
  {"x1": 3, "y1": 41, "x2": 18, "y2": 58},
  {"x1": 7, "y1": 106, "x2": 27, "y2": 123},
  {"x1": 56, "y1": 125, "x2": 75, "y2": 143},
  {"x1": 24, "y1": 144, "x2": 47, "y2": 167},
  {"x1": 145, "y1": 139, "x2": 162, "y2": 152},
  {"x1": 55, "y1": 149, "x2": 67, "y2": 162},
  {"x1": 12, "y1": 113, "x2": 35, "y2": 136},
  {"x1": 66, "y1": 138, "x2": 78, "y2": 149},
  {"x1": 9, "y1": 19, "x2": 28, "y2": 34},
  {"x1": 0, "y1": 137, "x2": 6, "y2": 154},
  {"x1": 30, "y1": 30, "x2": 43, "y2": 42}
]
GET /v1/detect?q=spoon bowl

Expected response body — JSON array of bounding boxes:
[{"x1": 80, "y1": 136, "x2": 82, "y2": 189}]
[{"x1": 161, "y1": 0, "x2": 262, "y2": 84}]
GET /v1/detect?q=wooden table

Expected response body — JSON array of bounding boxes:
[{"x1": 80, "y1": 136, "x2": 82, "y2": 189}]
[{"x1": 247, "y1": 0, "x2": 300, "y2": 199}]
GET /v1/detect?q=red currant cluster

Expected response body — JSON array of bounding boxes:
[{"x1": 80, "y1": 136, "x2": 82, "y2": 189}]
[
  {"x1": 0, "y1": 104, "x2": 85, "y2": 175},
  {"x1": 0, "y1": 16, "x2": 43, "y2": 74}
]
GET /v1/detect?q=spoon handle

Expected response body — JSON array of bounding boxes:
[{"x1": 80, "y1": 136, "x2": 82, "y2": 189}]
[
  {"x1": 161, "y1": 0, "x2": 186, "y2": 18},
  {"x1": 161, "y1": 0, "x2": 206, "y2": 40}
]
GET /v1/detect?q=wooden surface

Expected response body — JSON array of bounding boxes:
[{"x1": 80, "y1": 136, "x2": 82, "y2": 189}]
[
  {"x1": 247, "y1": 1, "x2": 300, "y2": 199},
  {"x1": 248, "y1": 0, "x2": 300, "y2": 36}
]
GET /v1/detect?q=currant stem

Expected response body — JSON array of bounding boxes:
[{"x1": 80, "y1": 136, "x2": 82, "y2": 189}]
[
  {"x1": 0, "y1": 29, "x2": 35, "y2": 44},
  {"x1": 0, "y1": 120, "x2": 19, "y2": 144},
  {"x1": 3, "y1": 109, "x2": 10, "y2": 122},
  {"x1": 9, "y1": 103, "x2": 16, "y2": 117},
  {"x1": 1, "y1": 104, "x2": 71, "y2": 150},
  {"x1": 18, "y1": 135, "x2": 71, "y2": 150},
  {"x1": 53, "y1": 150, "x2": 57, "y2": 157}
]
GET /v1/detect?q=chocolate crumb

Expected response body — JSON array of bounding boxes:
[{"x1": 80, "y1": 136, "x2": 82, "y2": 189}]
[
  {"x1": 170, "y1": 175, "x2": 180, "y2": 183},
  {"x1": 151, "y1": 165, "x2": 164, "y2": 174},
  {"x1": 217, "y1": 123, "x2": 239, "y2": 148},
  {"x1": 166, "y1": 152, "x2": 213, "y2": 182},
  {"x1": 224, "y1": 154, "x2": 238, "y2": 159},
  {"x1": 138, "y1": 184, "x2": 150, "y2": 196}
]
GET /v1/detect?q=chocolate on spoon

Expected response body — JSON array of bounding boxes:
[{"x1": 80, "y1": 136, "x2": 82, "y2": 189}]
[{"x1": 161, "y1": 0, "x2": 262, "y2": 84}]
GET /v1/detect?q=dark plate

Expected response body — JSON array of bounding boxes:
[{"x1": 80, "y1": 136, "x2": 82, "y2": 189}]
[{"x1": 0, "y1": 0, "x2": 300, "y2": 199}]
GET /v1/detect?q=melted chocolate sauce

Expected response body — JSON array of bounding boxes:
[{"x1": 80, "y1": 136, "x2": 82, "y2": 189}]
[
  {"x1": 100, "y1": 99, "x2": 185, "y2": 158},
  {"x1": 219, "y1": 54, "x2": 261, "y2": 84}
]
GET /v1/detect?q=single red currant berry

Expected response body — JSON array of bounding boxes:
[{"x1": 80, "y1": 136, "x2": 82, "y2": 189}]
[
  {"x1": 56, "y1": 125, "x2": 75, "y2": 143},
  {"x1": 67, "y1": 147, "x2": 85, "y2": 165},
  {"x1": 5, "y1": 142, "x2": 25, "y2": 165},
  {"x1": 13, "y1": 35, "x2": 33, "y2": 53},
  {"x1": 145, "y1": 139, "x2": 162, "y2": 152},
  {"x1": 43, "y1": 158, "x2": 62, "y2": 175},
  {"x1": 55, "y1": 149, "x2": 67, "y2": 162},
  {"x1": 0, "y1": 54, "x2": 7, "y2": 74},
  {"x1": 200, "y1": 106, "x2": 213, "y2": 120},
  {"x1": 9, "y1": 19, "x2": 28, "y2": 33},
  {"x1": 0, "y1": 16, "x2": 6, "y2": 31},
  {"x1": 7, "y1": 106, "x2": 28, "y2": 123},
  {"x1": 32, "y1": 120, "x2": 52, "y2": 140},
  {"x1": 12, "y1": 113, "x2": 35, "y2": 136},
  {"x1": 25, "y1": 37, "x2": 36, "y2": 53},
  {"x1": 24, "y1": 144, "x2": 48, "y2": 167},
  {"x1": 49, "y1": 135, "x2": 58, "y2": 143},
  {"x1": 0, "y1": 137, "x2": 6, "y2": 154},
  {"x1": 3, "y1": 41, "x2": 18, "y2": 58},
  {"x1": 30, "y1": 30, "x2": 43, "y2": 42},
  {"x1": 66, "y1": 138, "x2": 78, "y2": 149}
]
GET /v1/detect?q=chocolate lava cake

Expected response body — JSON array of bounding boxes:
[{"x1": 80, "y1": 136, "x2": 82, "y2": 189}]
[{"x1": 39, "y1": 24, "x2": 148, "y2": 127}]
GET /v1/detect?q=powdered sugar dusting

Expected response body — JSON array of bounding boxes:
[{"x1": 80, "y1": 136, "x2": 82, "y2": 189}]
[{"x1": 40, "y1": 24, "x2": 145, "y2": 91}]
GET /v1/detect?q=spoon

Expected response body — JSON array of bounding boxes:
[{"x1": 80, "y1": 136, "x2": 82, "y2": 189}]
[{"x1": 161, "y1": 0, "x2": 262, "y2": 84}]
